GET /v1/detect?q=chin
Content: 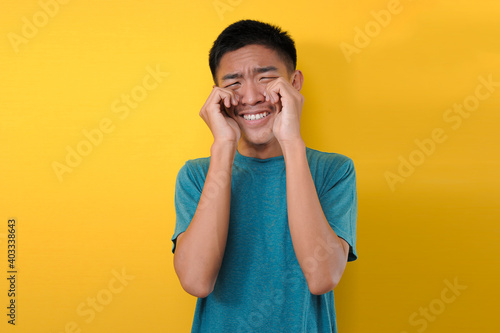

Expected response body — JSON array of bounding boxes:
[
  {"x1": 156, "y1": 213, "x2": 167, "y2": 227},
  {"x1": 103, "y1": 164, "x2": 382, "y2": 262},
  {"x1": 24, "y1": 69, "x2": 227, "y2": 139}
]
[{"x1": 241, "y1": 129, "x2": 276, "y2": 146}]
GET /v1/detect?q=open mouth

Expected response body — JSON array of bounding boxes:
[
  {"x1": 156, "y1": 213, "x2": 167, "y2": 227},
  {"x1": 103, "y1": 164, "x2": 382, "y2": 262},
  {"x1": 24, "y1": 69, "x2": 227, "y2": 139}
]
[{"x1": 241, "y1": 112, "x2": 271, "y2": 121}]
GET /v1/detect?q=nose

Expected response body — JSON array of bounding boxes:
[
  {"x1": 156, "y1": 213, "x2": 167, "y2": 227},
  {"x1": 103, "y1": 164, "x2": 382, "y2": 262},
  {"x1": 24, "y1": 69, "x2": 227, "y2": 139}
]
[{"x1": 237, "y1": 81, "x2": 265, "y2": 106}]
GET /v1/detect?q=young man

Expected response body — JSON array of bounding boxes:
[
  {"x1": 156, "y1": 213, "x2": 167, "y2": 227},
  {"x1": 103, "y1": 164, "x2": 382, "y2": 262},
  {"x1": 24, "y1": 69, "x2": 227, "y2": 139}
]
[{"x1": 172, "y1": 20, "x2": 357, "y2": 332}]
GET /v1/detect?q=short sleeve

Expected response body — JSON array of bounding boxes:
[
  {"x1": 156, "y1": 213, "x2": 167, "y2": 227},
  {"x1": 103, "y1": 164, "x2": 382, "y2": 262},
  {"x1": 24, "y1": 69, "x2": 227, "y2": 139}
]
[
  {"x1": 319, "y1": 158, "x2": 358, "y2": 261},
  {"x1": 171, "y1": 162, "x2": 204, "y2": 253}
]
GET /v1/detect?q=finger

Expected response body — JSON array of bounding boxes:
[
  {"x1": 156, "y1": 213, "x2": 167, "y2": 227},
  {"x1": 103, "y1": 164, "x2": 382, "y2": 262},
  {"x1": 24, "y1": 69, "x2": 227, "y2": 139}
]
[
  {"x1": 199, "y1": 109, "x2": 208, "y2": 124},
  {"x1": 264, "y1": 91, "x2": 270, "y2": 102},
  {"x1": 221, "y1": 103, "x2": 231, "y2": 117},
  {"x1": 222, "y1": 95, "x2": 231, "y2": 108},
  {"x1": 267, "y1": 80, "x2": 286, "y2": 103},
  {"x1": 211, "y1": 87, "x2": 233, "y2": 107},
  {"x1": 232, "y1": 94, "x2": 239, "y2": 106},
  {"x1": 220, "y1": 91, "x2": 239, "y2": 114},
  {"x1": 204, "y1": 87, "x2": 238, "y2": 119},
  {"x1": 266, "y1": 84, "x2": 282, "y2": 105},
  {"x1": 220, "y1": 88, "x2": 238, "y2": 106}
]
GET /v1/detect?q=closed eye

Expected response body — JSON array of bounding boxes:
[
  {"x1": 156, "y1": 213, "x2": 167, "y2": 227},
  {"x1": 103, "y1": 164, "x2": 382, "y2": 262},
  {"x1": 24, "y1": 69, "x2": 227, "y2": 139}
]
[
  {"x1": 260, "y1": 77, "x2": 277, "y2": 82},
  {"x1": 225, "y1": 82, "x2": 240, "y2": 88}
]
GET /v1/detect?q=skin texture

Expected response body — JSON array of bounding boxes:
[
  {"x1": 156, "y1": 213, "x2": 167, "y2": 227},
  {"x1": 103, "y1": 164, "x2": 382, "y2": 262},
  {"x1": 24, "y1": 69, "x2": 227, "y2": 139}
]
[{"x1": 174, "y1": 44, "x2": 350, "y2": 297}]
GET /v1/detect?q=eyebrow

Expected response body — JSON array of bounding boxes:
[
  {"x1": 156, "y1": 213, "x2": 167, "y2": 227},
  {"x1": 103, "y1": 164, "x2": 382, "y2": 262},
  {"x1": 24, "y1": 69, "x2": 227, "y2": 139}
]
[
  {"x1": 221, "y1": 66, "x2": 279, "y2": 82},
  {"x1": 254, "y1": 66, "x2": 278, "y2": 74}
]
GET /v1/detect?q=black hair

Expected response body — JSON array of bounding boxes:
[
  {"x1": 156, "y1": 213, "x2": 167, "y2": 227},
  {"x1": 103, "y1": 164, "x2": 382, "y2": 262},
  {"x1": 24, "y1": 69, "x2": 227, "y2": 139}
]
[{"x1": 209, "y1": 19, "x2": 297, "y2": 83}]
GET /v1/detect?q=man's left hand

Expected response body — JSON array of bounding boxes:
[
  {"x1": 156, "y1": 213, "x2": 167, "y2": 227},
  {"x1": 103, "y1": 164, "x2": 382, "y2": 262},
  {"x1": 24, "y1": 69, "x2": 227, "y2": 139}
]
[{"x1": 265, "y1": 77, "x2": 305, "y2": 145}]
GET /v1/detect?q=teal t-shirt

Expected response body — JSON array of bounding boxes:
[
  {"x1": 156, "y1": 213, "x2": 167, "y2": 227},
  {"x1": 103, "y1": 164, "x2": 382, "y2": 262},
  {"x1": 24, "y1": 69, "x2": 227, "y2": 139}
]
[{"x1": 172, "y1": 147, "x2": 357, "y2": 333}]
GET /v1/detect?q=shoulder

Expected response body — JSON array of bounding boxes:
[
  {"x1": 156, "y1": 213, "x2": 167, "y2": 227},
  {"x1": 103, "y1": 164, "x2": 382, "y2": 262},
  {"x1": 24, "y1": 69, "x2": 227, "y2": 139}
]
[
  {"x1": 306, "y1": 147, "x2": 356, "y2": 195},
  {"x1": 183, "y1": 156, "x2": 211, "y2": 171},
  {"x1": 176, "y1": 156, "x2": 211, "y2": 184},
  {"x1": 306, "y1": 147, "x2": 357, "y2": 199},
  {"x1": 306, "y1": 147, "x2": 354, "y2": 175}
]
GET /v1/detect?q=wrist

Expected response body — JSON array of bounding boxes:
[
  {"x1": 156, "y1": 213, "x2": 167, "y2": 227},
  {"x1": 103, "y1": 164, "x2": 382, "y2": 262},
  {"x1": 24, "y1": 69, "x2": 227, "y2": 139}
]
[
  {"x1": 280, "y1": 138, "x2": 306, "y2": 159},
  {"x1": 211, "y1": 140, "x2": 238, "y2": 160}
]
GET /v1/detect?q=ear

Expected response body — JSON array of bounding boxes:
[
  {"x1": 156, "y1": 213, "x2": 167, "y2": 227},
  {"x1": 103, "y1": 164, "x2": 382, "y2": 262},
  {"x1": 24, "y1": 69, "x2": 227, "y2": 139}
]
[{"x1": 290, "y1": 70, "x2": 304, "y2": 92}]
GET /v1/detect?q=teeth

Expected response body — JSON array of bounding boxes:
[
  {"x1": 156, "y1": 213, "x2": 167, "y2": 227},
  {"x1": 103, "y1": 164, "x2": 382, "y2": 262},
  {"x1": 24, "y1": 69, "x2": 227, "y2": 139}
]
[{"x1": 243, "y1": 112, "x2": 268, "y2": 121}]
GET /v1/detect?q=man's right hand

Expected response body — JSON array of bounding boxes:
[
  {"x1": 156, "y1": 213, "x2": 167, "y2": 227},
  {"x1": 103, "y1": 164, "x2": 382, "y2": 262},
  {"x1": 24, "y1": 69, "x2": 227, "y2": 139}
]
[
  {"x1": 175, "y1": 87, "x2": 238, "y2": 298},
  {"x1": 199, "y1": 86, "x2": 241, "y2": 145}
]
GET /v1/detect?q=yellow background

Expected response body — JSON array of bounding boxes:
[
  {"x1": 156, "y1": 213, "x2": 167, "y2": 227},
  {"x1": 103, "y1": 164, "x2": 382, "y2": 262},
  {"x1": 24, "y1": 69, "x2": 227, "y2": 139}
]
[{"x1": 1, "y1": 0, "x2": 499, "y2": 332}]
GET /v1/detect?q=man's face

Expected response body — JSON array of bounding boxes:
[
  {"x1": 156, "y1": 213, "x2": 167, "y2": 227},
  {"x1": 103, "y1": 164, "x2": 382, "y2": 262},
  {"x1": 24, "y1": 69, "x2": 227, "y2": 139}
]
[{"x1": 216, "y1": 44, "x2": 294, "y2": 147}]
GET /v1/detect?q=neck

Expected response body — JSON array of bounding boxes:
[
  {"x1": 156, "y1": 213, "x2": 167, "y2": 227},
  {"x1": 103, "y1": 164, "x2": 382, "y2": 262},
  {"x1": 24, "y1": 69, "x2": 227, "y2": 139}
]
[{"x1": 237, "y1": 138, "x2": 283, "y2": 159}]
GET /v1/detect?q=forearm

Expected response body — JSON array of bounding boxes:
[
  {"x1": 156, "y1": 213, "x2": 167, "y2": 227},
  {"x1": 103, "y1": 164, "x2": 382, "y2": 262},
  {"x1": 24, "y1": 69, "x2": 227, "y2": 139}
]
[
  {"x1": 174, "y1": 142, "x2": 236, "y2": 297},
  {"x1": 282, "y1": 140, "x2": 348, "y2": 295}
]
